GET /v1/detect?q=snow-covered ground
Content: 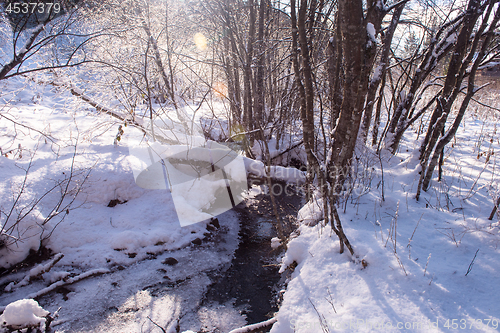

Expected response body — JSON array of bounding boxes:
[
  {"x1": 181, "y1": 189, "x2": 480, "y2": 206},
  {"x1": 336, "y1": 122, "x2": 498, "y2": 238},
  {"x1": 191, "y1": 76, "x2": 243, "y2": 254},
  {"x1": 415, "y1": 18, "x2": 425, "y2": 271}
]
[
  {"x1": 1, "y1": 75, "x2": 500, "y2": 333},
  {"x1": 0, "y1": 76, "x2": 251, "y2": 332},
  {"x1": 0, "y1": 77, "x2": 220, "y2": 270},
  {"x1": 272, "y1": 110, "x2": 500, "y2": 332}
]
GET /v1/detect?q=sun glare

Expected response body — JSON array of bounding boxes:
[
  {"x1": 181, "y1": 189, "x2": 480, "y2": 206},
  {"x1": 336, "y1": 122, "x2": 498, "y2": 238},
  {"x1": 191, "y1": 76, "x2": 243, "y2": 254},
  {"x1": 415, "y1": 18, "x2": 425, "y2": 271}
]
[
  {"x1": 194, "y1": 32, "x2": 207, "y2": 51},
  {"x1": 213, "y1": 81, "x2": 228, "y2": 99}
]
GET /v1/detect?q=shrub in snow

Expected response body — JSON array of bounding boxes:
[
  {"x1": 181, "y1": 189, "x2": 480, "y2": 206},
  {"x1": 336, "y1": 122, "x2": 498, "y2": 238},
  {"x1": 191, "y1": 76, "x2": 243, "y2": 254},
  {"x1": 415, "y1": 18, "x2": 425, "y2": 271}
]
[
  {"x1": 0, "y1": 299, "x2": 49, "y2": 332},
  {"x1": 0, "y1": 150, "x2": 91, "y2": 269}
]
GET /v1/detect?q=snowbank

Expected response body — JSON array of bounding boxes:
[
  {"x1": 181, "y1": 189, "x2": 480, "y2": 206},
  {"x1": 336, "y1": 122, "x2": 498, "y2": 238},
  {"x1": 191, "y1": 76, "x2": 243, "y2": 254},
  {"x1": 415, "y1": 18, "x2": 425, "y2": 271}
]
[{"x1": 272, "y1": 117, "x2": 500, "y2": 332}]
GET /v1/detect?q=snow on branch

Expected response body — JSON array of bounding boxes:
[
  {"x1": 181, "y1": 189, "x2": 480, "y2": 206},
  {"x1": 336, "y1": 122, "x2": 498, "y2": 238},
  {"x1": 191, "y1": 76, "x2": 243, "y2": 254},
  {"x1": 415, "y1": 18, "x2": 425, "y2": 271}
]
[
  {"x1": 4, "y1": 254, "x2": 64, "y2": 292},
  {"x1": 26, "y1": 268, "x2": 110, "y2": 301},
  {"x1": 228, "y1": 317, "x2": 277, "y2": 333},
  {"x1": 0, "y1": 268, "x2": 110, "y2": 313}
]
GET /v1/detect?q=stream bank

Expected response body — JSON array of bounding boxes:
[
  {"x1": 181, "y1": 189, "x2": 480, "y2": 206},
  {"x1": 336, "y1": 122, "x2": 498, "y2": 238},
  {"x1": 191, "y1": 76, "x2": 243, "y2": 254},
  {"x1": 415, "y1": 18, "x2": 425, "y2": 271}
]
[
  {"x1": 0, "y1": 181, "x2": 303, "y2": 333},
  {"x1": 202, "y1": 179, "x2": 303, "y2": 328}
]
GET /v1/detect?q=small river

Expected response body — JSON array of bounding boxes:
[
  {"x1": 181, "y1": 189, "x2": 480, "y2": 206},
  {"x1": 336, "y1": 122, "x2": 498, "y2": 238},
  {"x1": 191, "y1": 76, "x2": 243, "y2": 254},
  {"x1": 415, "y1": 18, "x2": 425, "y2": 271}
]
[{"x1": 43, "y1": 180, "x2": 302, "y2": 333}]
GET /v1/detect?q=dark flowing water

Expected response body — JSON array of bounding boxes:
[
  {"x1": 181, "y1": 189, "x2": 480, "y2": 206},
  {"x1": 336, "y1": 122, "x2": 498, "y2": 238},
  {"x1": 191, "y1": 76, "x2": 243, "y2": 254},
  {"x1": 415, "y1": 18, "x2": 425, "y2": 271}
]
[{"x1": 202, "y1": 179, "x2": 302, "y2": 327}]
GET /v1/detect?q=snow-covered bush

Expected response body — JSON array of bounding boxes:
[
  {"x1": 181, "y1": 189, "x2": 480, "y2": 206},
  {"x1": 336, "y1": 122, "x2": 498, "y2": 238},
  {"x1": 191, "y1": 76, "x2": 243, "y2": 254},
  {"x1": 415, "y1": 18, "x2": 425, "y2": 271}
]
[
  {"x1": 0, "y1": 148, "x2": 91, "y2": 269},
  {"x1": 0, "y1": 299, "x2": 49, "y2": 332}
]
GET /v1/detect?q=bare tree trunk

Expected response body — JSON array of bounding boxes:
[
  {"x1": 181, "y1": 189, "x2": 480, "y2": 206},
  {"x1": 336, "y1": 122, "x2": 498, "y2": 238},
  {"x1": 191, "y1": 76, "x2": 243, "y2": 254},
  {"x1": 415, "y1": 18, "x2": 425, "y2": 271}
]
[
  {"x1": 329, "y1": 0, "x2": 380, "y2": 176},
  {"x1": 297, "y1": 0, "x2": 316, "y2": 164},
  {"x1": 223, "y1": 26, "x2": 242, "y2": 125},
  {"x1": 387, "y1": 13, "x2": 467, "y2": 153},
  {"x1": 328, "y1": 14, "x2": 343, "y2": 131},
  {"x1": 138, "y1": 7, "x2": 174, "y2": 107},
  {"x1": 371, "y1": 72, "x2": 386, "y2": 146},
  {"x1": 164, "y1": 0, "x2": 178, "y2": 107},
  {"x1": 416, "y1": 0, "x2": 483, "y2": 200},
  {"x1": 326, "y1": 0, "x2": 381, "y2": 253},
  {"x1": 243, "y1": 0, "x2": 256, "y2": 141},
  {"x1": 360, "y1": 2, "x2": 405, "y2": 144},
  {"x1": 221, "y1": 5, "x2": 243, "y2": 124},
  {"x1": 421, "y1": 2, "x2": 500, "y2": 192},
  {"x1": 290, "y1": 0, "x2": 313, "y2": 199},
  {"x1": 254, "y1": 0, "x2": 267, "y2": 130},
  {"x1": 489, "y1": 197, "x2": 500, "y2": 221},
  {"x1": 143, "y1": 39, "x2": 155, "y2": 139},
  {"x1": 224, "y1": 35, "x2": 237, "y2": 122}
]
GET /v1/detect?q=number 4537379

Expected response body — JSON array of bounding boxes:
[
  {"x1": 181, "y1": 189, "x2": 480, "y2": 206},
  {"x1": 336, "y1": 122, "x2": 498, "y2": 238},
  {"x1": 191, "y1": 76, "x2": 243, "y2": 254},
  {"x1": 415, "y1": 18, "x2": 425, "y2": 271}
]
[
  {"x1": 444, "y1": 318, "x2": 499, "y2": 330},
  {"x1": 5, "y1": 2, "x2": 61, "y2": 15}
]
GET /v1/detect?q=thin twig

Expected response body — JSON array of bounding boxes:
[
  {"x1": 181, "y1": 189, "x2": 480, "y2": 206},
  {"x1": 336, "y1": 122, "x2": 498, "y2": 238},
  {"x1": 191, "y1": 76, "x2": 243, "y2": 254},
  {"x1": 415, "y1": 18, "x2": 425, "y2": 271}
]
[
  {"x1": 424, "y1": 253, "x2": 431, "y2": 276},
  {"x1": 0, "y1": 113, "x2": 58, "y2": 144},
  {"x1": 326, "y1": 287, "x2": 337, "y2": 314},
  {"x1": 308, "y1": 298, "x2": 329, "y2": 333},
  {"x1": 465, "y1": 249, "x2": 479, "y2": 276},
  {"x1": 407, "y1": 214, "x2": 424, "y2": 259},
  {"x1": 147, "y1": 316, "x2": 167, "y2": 333}
]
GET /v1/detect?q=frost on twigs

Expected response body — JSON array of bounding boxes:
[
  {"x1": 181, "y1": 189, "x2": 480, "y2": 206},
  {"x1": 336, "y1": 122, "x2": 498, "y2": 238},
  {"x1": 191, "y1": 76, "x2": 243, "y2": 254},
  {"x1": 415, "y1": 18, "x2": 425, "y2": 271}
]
[{"x1": 0, "y1": 299, "x2": 58, "y2": 333}]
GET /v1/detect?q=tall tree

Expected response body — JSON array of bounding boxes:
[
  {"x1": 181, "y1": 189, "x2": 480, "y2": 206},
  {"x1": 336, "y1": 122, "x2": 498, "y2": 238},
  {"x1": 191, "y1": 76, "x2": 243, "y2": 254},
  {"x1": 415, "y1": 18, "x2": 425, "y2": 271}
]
[{"x1": 416, "y1": 0, "x2": 500, "y2": 199}]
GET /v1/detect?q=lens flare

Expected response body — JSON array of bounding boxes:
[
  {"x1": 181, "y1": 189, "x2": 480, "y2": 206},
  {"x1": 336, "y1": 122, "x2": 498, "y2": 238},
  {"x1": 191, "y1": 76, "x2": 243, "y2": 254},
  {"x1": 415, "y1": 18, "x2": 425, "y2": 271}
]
[
  {"x1": 212, "y1": 81, "x2": 228, "y2": 99},
  {"x1": 194, "y1": 33, "x2": 207, "y2": 51}
]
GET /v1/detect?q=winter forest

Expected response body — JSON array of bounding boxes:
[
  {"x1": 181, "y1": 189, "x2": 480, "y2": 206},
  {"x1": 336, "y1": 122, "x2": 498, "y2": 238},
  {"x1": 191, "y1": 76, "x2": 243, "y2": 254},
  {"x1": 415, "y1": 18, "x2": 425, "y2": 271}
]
[{"x1": 0, "y1": 0, "x2": 500, "y2": 332}]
